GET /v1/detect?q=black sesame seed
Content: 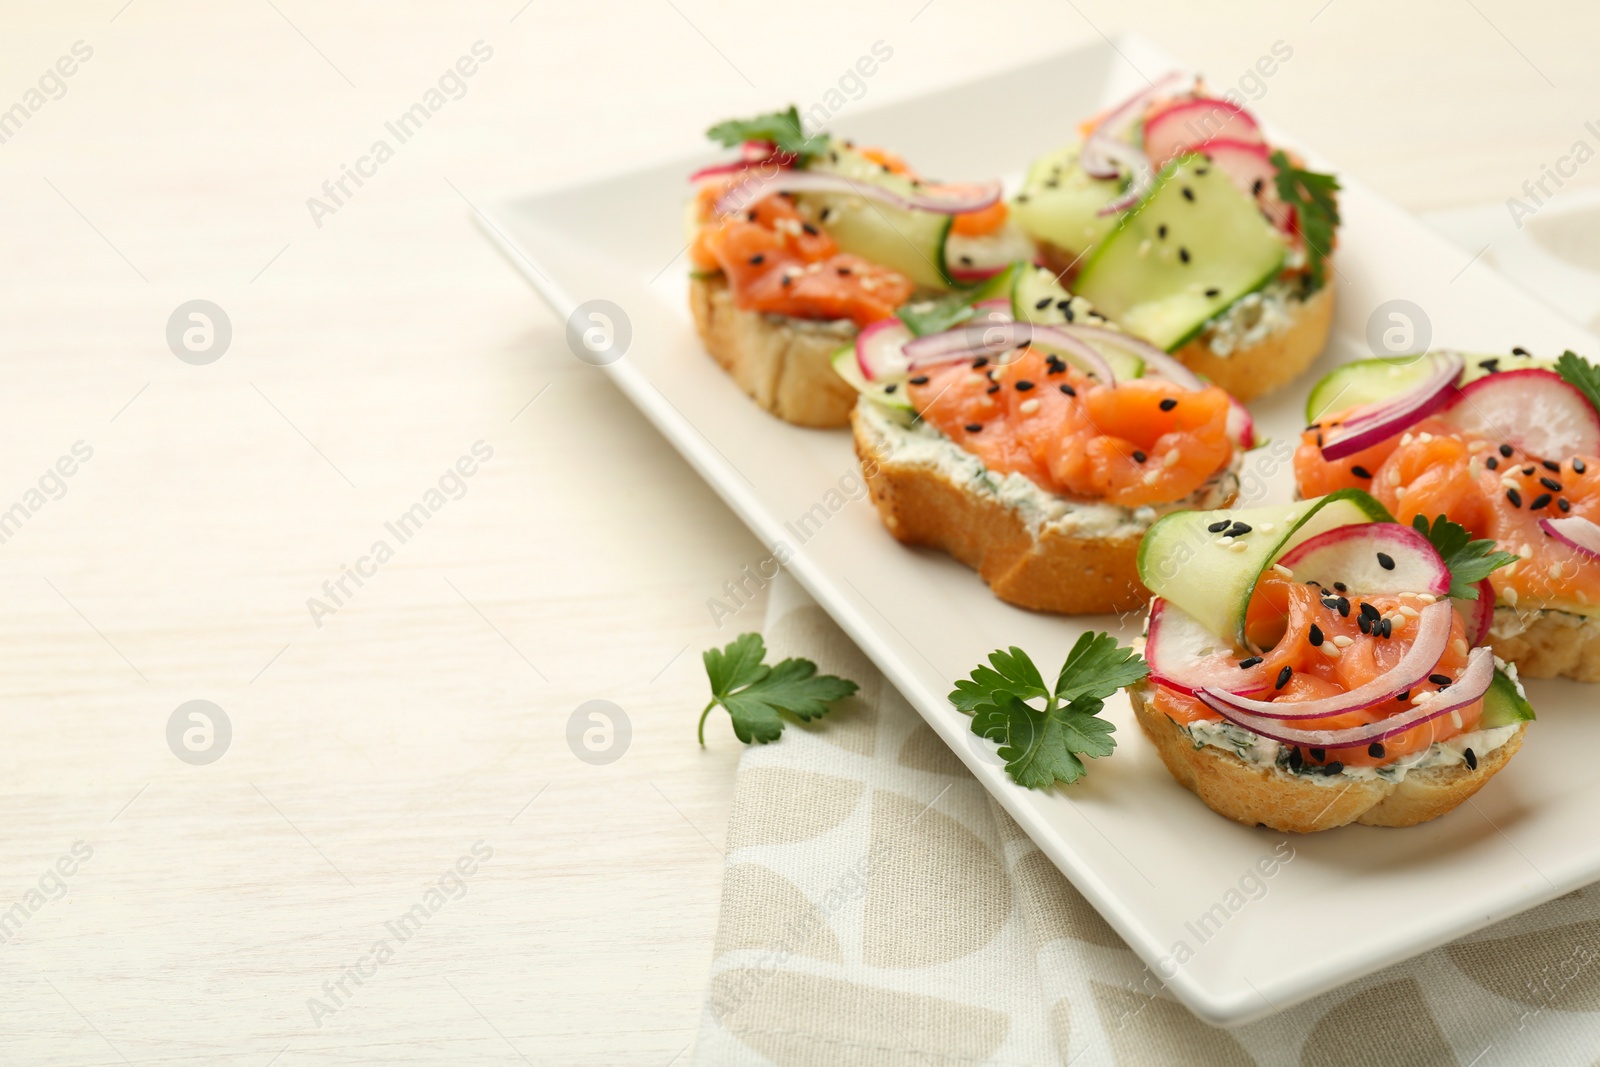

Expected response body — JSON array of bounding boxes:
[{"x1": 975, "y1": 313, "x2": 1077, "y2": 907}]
[
  {"x1": 986, "y1": 383, "x2": 1000, "y2": 395},
  {"x1": 972, "y1": 357, "x2": 989, "y2": 368},
  {"x1": 884, "y1": 383, "x2": 898, "y2": 394},
  {"x1": 1056, "y1": 299, "x2": 1072, "y2": 312},
  {"x1": 1478, "y1": 358, "x2": 1500, "y2": 373},
  {"x1": 1035, "y1": 296, "x2": 1053, "y2": 310},
  {"x1": 1229, "y1": 522, "x2": 1252, "y2": 535},
  {"x1": 1015, "y1": 380, "x2": 1035, "y2": 392},
  {"x1": 1289, "y1": 746, "x2": 1304, "y2": 770},
  {"x1": 1560, "y1": 498, "x2": 1572, "y2": 512},
  {"x1": 1157, "y1": 223, "x2": 1168, "y2": 239},
  {"x1": 1308, "y1": 624, "x2": 1324, "y2": 646},
  {"x1": 1500, "y1": 444, "x2": 1515, "y2": 458},
  {"x1": 1429, "y1": 673, "x2": 1452, "y2": 686},
  {"x1": 1486, "y1": 456, "x2": 1499, "y2": 471},
  {"x1": 1543, "y1": 460, "x2": 1562, "y2": 473},
  {"x1": 964, "y1": 423, "x2": 982, "y2": 433},
  {"x1": 1523, "y1": 465, "x2": 1537, "y2": 477},
  {"x1": 1334, "y1": 582, "x2": 1347, "y2": 592},
  {"x1": 836, "y1": 266, "x2": 851, "y2": 276},
  {"x1": 1368, "y1": 742, "x2": 1385, "y2": 758},
  {"x1": 1513, "y1": 346, "x2": 1531, "y2": 357},
  {"x1": 1239, "y1": 656, "x2": 1264, "y2": 669},
  {"x1": 959, "y1": 255, "x2": 973, "y2": 266},
  {"x1": 1207, "y1": 519, "x2": 1231, "y2": 533},
  {"x1": 1059, "y1": 383, "x2": 1076, "y2": 397},
  {"x1": 746, "y1": 210, "x2": 759, "y2": 221},
  {"x1": 1178, "y1": 247, "x2": 1191, "y2": 264},
  {"x1": 1323, "y1": 761, "x2": 1344, "y2": 775},
  {"x1": 1377, "y1": 552, "x2": 1396, "y2": 570},
  {"x1": 909, "y1": 375, "x2": 929, "y2": 385},
  {"x1": 1205, "y1": 287, "x2": 1220, "y2": 298},
  {"x1": 1358, "y1": 615, "x2": 1372, "y2": 634},
  {"x1": 1359, "y1": 602, "x2": 1380, "y2": 620},
  {"x1": 1352, "y1": 465, "x2": 1372, "y2": 479},
  {"x1": 1251, "y1": 178, "x2": 1264, "y2": 196},
  {"x1": 1380, "y1": 618, "x2": 1393, "y2": 638},
  {"x1": 1465, "y1": 748, "x2": 1478, "y2": 770},
  {"x1": 748, "y1": 253, "x2": 765, "y2": 265},
  {"x1": 1337, "y1": 597, "x2": 1351, "y2": 617},
  {"x1": 1277, "y1": 665, "x2": 1293, "y2": 689},
  {"x1": 1160, "y1": 397, "x2": 1178, "y2": 411},
  {"x1": 1322, "y1": 597, "x2": 1340, "y2": 610},
  {"x1": 1132, "y1": 450, "x2": 1148, "y2": 463},
  {"x1": 1507, "y1": 488, "x2": 1523, "y2": 508},
  {"x1": 1181, "y1": 186, "x2": 1195, "y2": 202},
  {"x1": 781, "y1": 274, "x2": 792, "y2": 287},
  {"x1": 1397, "y1": 691, "x2": 1410, "y2": 702},
  {"x1": 1541, "y1": 477, "x2": 1562, "y2": 492},
  {"x1": 1574, "y1": 458, "x2": 1588, "y2": 474},
  {"x1": 1531, "y1": 493, "x2": 1553, "y2": 510},
  {"x1": 802, "y1": 222, "x2": 819, "y2": 236},
  {"x1": 1310, "y1": 747, "x2": 1327, "y2": 762}
]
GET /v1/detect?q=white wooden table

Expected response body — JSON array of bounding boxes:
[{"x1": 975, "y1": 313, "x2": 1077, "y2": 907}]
[{"x1": 0, "y1": 1, "x2": 1596, "y2": 1062}]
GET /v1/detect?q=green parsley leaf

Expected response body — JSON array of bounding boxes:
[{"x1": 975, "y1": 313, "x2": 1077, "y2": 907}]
[
  {"x1": 950, "y1": 633, "x2": 1148, "y2": 790},
  {"x1": 698, "y1": 632, "x2": 859, "y2": 745},
  {"x1": 1270, "y1": 151, "x2": 1341, "y2": 292},
  {"x1": 706, "y1": 106, "x2": 829, "y2": 165},
  {"x1": 1556, "y1": 350, "x2": 1600, "y2": 417},
  {"x1": 1411, "y1": 513, "x2": 1518, "y2": 600},
  {"x1": 897, "y1": 294, "x2": 978, "y2": 338}
]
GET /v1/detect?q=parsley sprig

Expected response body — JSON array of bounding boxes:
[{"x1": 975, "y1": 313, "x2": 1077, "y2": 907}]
[
  {"x1": 1270, "y1": 151, "x2": 1341, "y2": 292},
  {"x1": 698, "y1": 632, "x2": 859, "y2": 745},
  {"x1": 950, "y1": 633, "x2": 1148, "y2": 790},
  {"x1": 706, "y1": 106, "x2": 829, "y2": 166},
  {"x1": 1556, "y1": 350, "x2": 1600, "y2": 416},
  {"x1": 1412, "y1": 514, "x2": 1518, "y2": 600}
]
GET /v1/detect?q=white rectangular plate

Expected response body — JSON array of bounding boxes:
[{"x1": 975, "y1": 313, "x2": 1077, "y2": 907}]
[{"x1": 477, "y1": 35, "x2": 1600, "y2": 1025}]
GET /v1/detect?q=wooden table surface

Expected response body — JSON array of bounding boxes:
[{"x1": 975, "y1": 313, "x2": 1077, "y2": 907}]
[{"x1": 1, "y1": 1, "x2": 1596, "y2": 1063}]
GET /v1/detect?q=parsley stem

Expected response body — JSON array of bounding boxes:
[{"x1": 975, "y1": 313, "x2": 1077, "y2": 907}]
[{"x1": 697, "y1": 699, "x2": 718, "y2": 746}]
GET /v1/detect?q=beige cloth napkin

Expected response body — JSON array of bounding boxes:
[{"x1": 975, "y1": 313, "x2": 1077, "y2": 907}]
[{"x1": 692, "y1": 572, "x2": 1600, "y2": 1066}]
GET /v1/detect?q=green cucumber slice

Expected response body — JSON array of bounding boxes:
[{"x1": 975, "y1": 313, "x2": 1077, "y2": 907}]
[
  {"x1": 1010, "y1": 144, "x2": 1122, "y2": 259},
  {"x1": 1137, "y1": 489, "x2": 1394, "y2": 646},
  {"x1": 1075, "y1": 154, "x2": 1287, "y2": 351},
  {"x1": 830, "y1": 343, "x2": 911, "y2": 411},
  {"x1": 801, "y1": 144, "x2": 953, "y2": 290},
  {"x1": 1305, "y1": 354, "x2": 1556, "y2": 423},
  {"x1": 1008, "y1": 266, "x2": 1143, "y2": 381},
  {"x1": 1480, "y1": 667, "x2": 1536, "y2": 728}
]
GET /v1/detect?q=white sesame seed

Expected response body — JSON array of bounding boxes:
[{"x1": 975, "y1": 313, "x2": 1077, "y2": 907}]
[
  {"x1": 1163, "y1": 448, "x2": 1180, "y2": 468},
  {"x1": 1394, "y1": 486, "x2": 1407, "y2": 499},
  {"x1": 1332, "y1": 635, "x2": 1354, "y2": 648},
  {"x1": 1400, "y1": 433, "x2": 1414, "y2": 447},
  {"x1": 1228, "y1": 541, "x2": 1249, "y2": 553},
  {"x1": 1218, "y1": 536, "x2": 1235, "y2": 546},
  {"x1": 1519, "y1": 543, "x2": 1532, "y2": 558},
  {"x1": 1550, "y1": 562, "x2": 1565, "y2": 579},
  {"x1": 1398, "y1": 606, "x2": 1419, "y2": 618},
  {"x1": 1019, "y1": 398, "x2": 1040, "y2": 415},
  {"x1": 1503, "y1": 588, "x2": 1519, "y2": 608},
  {"x1": 1321, "y1": 643, "x2": 1341, "y2": 657},
  {"x1": 1417, "y1": 594, "x2": 1437, "y2": 604},
  {"x1": 1451, "y1": 710, "x2": 1464, "y2": 729},
  {"x1": 1452, "y1": 638, "x2": 1469, "y2": 656},
  {"x1": 1388, "y1": 467, "x2": 1402, "y2": 486},
  {"x1": 1272, "y1": 563, "x2": 1294, "y2": 578},
  {"x1": 1259, "y1": 522, "x2": 1276, "y2": 533}
]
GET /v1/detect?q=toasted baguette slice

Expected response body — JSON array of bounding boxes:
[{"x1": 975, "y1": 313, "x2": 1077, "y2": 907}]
[
  {"x1": 851, "y1": 402, "x2": 1238, "y2": 615},
  {"x1": 1036, "y1": 243, "x2": 1334, "y2": 403},
  {"x1": 1129, "y1": 682, "x2": 1526, "y2": 833},
  {"x1": 689, "y1": 273, "x2": 859, "y2": 428},
  {"x1": 1488, "y1": 606, "x2": 1600, "y2": 682}
]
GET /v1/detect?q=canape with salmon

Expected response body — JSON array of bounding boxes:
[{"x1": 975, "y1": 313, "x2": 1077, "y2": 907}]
[
  {"x1": 1008, "y1": 74, "x2": 1340, "y2": 401},
  {"x1": 1295, "y1": 349, "x2": 1600, "y2": 681},
  {"x1": 687, "y1": 106, "x2": 1033, "y2": 427},
  {"x1": 1131, "y1": 490, "x2": 1534, "y2": 832},
  {"x1": 838, "y1": 262, "x2": 1251, "y2": 614}
]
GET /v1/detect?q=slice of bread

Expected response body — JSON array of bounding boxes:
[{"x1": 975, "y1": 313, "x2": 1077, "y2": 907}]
[
  {"x1": 689, "y1": 273, "x2": 859, "y2": 428},
  {"x1": 1129, "y1": 682, "x2": 1527, "y2": 833},
  {"x1": 851, "y1": 402, "x2": 1238, "y2": 615},
  {"x1": 1488, "y1": 605, "x2": 1600, "y2": 682},
  {"x1": 1036, "y1": 243, "x2": 1335, "y2": 403}
]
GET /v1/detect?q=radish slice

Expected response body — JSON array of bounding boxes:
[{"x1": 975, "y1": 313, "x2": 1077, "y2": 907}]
[
  {"x1": 1540, "y1": 516, "x2": 1600, "y2": 561},
  {"x1": 1195, "y1": 139, "x2": 1291, "y2": 229},
  {"x1": 1227, "y1": 397, "x2": 1255, "y2": 449},
  {"x1": 1143, "y1": 98, "x2": 1264, "y2": 165},
  {"x1": 1145, "y1": 599, "x2": 1271, "y2": 697},
  {"x1": 1197, "y1": 646, "x2": 1495, "y2": 749},
  {"x1": 902, "y1": 321, "x2": 1115, "y2": 383},
  {"x1": 1080, "y1": 71, "x2": 1189, "y2": 179},
  {"x1": 1199, "y1": 600, "x2": 1454, "y2": 721},
  {"x1": 855, "y1": 319, "x2": 914, "y2": 382},
  {"x1": 1438, "y1": 367, "x2": 1600, "y2": 461},
  {"x1": 1320, "y1": 351, "x2": 1464, "y2": 461},
  {"x1": 1058, "y1": 324, "x2": 1204, "y2": 390},
  {"x1": 1466, "y1": 578, "x2": 1495, "y2": 647},
  {"x1": 715, "y1": 168, "x2": 1001, "y2": 217},
  {"x1": 1274, "y1": 523, "x2": 1450, "y2": 598},
  {"x1": 689, "y1": 140, "x2": 790, "y2": 181}
]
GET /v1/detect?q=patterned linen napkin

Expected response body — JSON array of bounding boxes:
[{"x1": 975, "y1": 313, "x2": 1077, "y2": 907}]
[{"x1": 692, "y1": 572, "x2": 1600, "y2": 1067}]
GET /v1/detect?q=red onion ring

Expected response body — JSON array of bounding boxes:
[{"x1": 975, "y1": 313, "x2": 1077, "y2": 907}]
[
  {"x1": 1540, "y1": 515, "x2": 1600, "y2": 561},
  {"x1": 1196, "y1": 646, "x2": 1495, "y2": 750},
  {"x1": 1319, "y1": 351, "x2": 1464, "y2": 461},
  {"x1": 714, "y1": 168, "x2": 1001, "y2": 217},
  {"x1": 1198, "y1": 601, "x2": 1453, "y2": 721},
  {"x1": 1092, "y1": 139, "x2": 1157, "y2": 216},
  {"x1": 1080, "y1": 71, "x2": 1188, "y2": 178},
  {"x1": 1465, "y1": 578, "x2": 1495, "y2": 647},
  {"x1": 902, "y1": 321, "x2": 1115, "y2": 384},
  {"x1": 1063, "y1": 324, "x2": 1205, "y2": 390}
]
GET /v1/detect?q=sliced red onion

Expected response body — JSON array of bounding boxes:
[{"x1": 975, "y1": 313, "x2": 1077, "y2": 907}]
[
  {"x1": 1466, "y1": 578, "x2": 1495, "y2": 647},
  {"x1": 855, "y1": 318, "x2": 914, "y2": 382},
  {"x1": 1320, "y1": 351, "x2": 1464, "y2": 461},
  {"x1": 902, "y1": 321, "x2": 1114, "y2": 383},
  {"x1": 1196, "y1": 646, "x2": 1494, "y2": 750},
  {"x1": 1093, "y1": 139, "x2": 1156, "y2": 216},
  {"x1": 1064, "y1": 324, "x2": 1204, "y2": 390},
  {"x1": 1540, "y1": 515, "x2": 1600, "y2": 561},
  {"x1": 714, "y1": 167, "x2": 1001, "y2": 217},
  {"x1": 1080, "y1": 71, "x2": 1188, "y2": 178},
  {"x1": 1198, "y1": 600, "x2": 1453, "y2": 721}
]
